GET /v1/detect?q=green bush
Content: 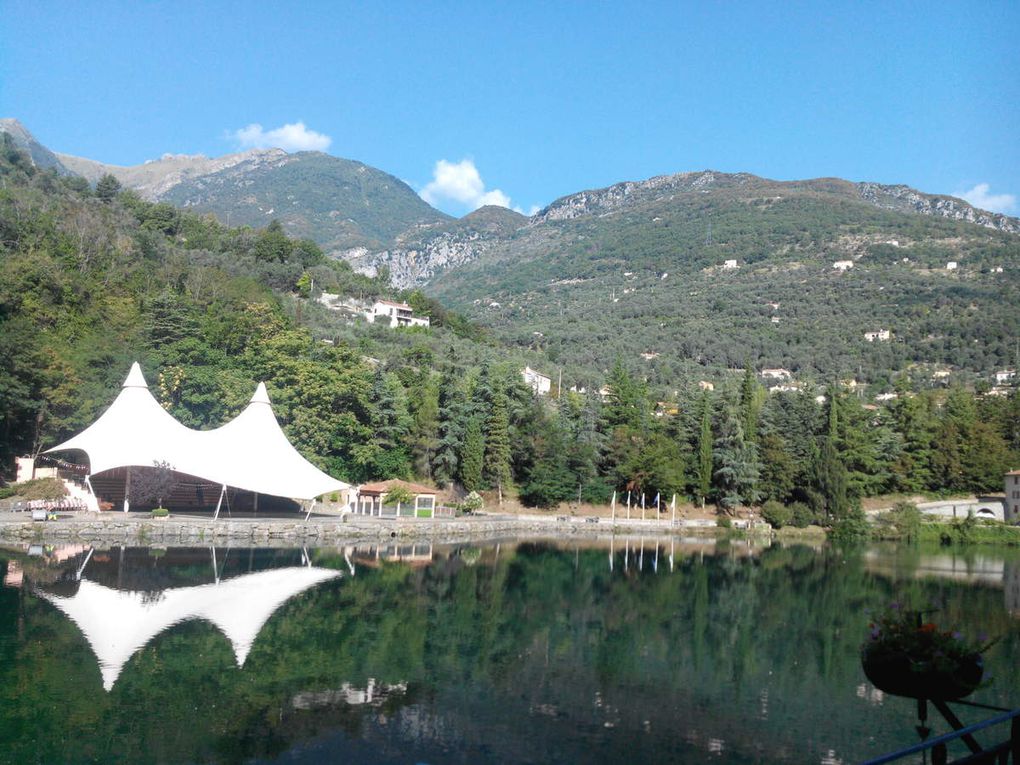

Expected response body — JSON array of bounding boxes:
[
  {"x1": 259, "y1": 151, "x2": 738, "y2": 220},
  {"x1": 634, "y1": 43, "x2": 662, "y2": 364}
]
[
  {"x1": 14, "y1": 477, "x2": 67, "y2": 501},
  {"x1": 828, "y1": 510, "x2": 870, "y2": 544},
  {"x1": 761, "y1": 500, "x2": 793, "y2": 529},
  {"x1": 716, "y1": 515, "x2": 732, "y2": 529},
  {"x1": 0, "y1": 486, "x2": 17, "y2": 500},
  {"x1": 150, "y1": 507, "x2": 169, "y2": 518},
  {"x1": 789, "y1": 502, "x2": 814, "y2": 528},
  {"x1": 889, "y1": 501, "x2": 922, "y2": 542},
  {"x1": 461, "y1": 491, "x2": 484, "y2": 514}
]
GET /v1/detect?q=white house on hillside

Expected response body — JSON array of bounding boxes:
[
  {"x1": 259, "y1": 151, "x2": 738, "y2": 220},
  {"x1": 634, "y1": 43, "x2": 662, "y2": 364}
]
[
  {"x1": 761, "y1": 368, "x2": 792, "y2": 380},
  {"x1": 522, "y1": 367, "x2": 552, "y2": 396},
  {"x1": 833, "y1": 260, "x2": 854, "y2": 272},
  {"x1": 864, "y1": 329, "x2": 891, "y2": 342},
  {"x1": 365, "y1": 300, "x2": 430, "y2": 328},
  {"x1": 995, "y1": 370, "x2": 1016, "y2": 384}
]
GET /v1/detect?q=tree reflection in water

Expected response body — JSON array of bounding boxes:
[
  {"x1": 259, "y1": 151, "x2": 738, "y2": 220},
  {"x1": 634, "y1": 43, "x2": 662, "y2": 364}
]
[{"x1": 0, "y1": 540, "x2": 1017, "y2": 764}]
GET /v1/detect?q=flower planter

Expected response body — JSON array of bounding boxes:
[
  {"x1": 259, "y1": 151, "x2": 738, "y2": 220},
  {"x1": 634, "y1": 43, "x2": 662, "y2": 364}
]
[{"x1": 861, "y1": 649, "x2": 983, "y2": 700}]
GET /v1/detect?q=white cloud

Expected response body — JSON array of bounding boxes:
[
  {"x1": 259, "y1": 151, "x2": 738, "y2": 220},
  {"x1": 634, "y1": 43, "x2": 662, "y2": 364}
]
[
  {"x1": 953, "y1": 183, "x2": 1016, "y2": 215},
  {"x1": 229, "y1": 121, "x2": 332, "y2": 152},
  {"x1": 421, "y1": 158, "x2": 516, "y2": 212}
]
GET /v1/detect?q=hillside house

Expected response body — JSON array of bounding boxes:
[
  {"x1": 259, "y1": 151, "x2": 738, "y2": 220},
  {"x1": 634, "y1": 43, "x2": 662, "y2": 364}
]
[
  {"x1": 769, "y1": 383, "x2": 804, "y2": 394},
  {"x1": 864, "y1": 329, "x2": 891, "y2": 342},
  {"x1": 833, "y1": 260, "x2": 854, "y2": 272},
  {"x1": 365, "y1": 300, "x2": 430, "y2": 328},
  {"x1": 875, "y1": 392, "x2": 899, "y2": 402},
  {"x1": 995, "y1": 370, "x2": 1016, "y2": 384},
  {"x1": 946, "y1": 261, "x2": 958, "y2": 270},
  {"x1": 761, "y1": 368, "x2": 792, "y2": 380},
  {"x1": 654, "y1": 402, "x2": 680, "y2": 418},
  {"x1": 1007, "y1": 471, "x2": 1020, "y2": 523},
  {"x1": 721, "y1": 259, "x2": 739, "y2": 270},
  {"x1": 640, "y1": 351, "x2": 660, "y2": 360},
  {"x1": 932, "y1": 369, "x2": 951, "y2": 381},
  {"x1": 522, "y1": 366, "x2": 552, "y2": 396},
  {"x1": 698, "y1": 381, "x2": 714, "y2": 391}
]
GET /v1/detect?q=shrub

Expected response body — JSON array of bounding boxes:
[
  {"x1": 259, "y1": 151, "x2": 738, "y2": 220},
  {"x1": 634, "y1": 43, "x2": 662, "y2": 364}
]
[
  {"x1": 716, "y1": 515, "x2": 732, "y2": 529},
  {"x1": 761, "y1": 500, "x2": 793, "y2": 529},
  {"x1": 14, "y1": 477, "x2": 67, "y2": 501},
  {"x1": 150, "y1": 507, "x2": 169, "y2": 518},
  {"x1": 789, "y1": 501, "x2": 814, "y2": 528},
  {"x1": 0, "y1": 486, "x2": 17, "y2": 500},
  {"x1": 889, "y1": 501, "x2": 922, "y2": 542},
  {"x1": 829, "y1": 510, "x2": 870, "y2": 544},
  {"x1": 461, "y1": 491, "x2": 484, "y2": 514}
]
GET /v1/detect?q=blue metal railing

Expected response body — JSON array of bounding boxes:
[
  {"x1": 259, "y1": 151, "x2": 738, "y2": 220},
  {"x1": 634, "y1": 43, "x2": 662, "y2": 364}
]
[{"x1": 862, "y1": 707, "x2": 1020, "y2": 765}]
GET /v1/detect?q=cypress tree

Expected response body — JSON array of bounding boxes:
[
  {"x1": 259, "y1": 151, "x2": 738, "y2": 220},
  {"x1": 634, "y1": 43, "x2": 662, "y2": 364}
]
[
  {"x1": 696, "y1": 393, "x2": 713, "y2": 507},
  {"x1": 460, "y1": 416, "x2": 484, "y2": 491},
  {"x1": 484, "y1": 389, "x2": 513, "y2": 502}
]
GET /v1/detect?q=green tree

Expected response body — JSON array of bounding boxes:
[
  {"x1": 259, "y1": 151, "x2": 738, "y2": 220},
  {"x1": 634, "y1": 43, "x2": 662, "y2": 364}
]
[
  {"x1": 695, "y1": 394, "x2": 713, "y2": 507},
  {"x1": 484, "y1": 389, "x2": 513, "y2": 501},
  {"x1": 460, "y1": 416, "x2": 484, "y2": 491},
  {"x1": 95, "y1": 173, "x2": 122, "y2": 202}
]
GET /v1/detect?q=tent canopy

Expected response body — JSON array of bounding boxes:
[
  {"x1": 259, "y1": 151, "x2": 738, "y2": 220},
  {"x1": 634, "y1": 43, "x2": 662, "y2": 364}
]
[{"x1": 47, "y1": 363, "x2": 350, "y2": 501}]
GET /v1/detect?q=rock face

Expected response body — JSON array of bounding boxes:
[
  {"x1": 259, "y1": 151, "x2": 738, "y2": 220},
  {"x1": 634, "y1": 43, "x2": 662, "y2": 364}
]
[
  {"x1": 857, "y1": 182, "x2": 1020, "y2": 234},
  {"x1": 344, "y1": 205, "x2": 528, "y2": 288},
  {"x1": 345, "y1": 171, "x2": 1020, "y2": 289}
]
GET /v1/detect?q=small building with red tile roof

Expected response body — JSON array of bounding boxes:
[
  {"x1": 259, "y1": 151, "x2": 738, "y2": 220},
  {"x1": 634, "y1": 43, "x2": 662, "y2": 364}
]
[{"x1": 356, "y1": 479, "x2": 437, "y2": 515}]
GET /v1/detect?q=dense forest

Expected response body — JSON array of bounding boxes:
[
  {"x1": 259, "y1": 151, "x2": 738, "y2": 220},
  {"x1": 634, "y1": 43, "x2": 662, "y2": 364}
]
[{"x1": 1, "y1": 135, "x2": 1018, "y2": 517}]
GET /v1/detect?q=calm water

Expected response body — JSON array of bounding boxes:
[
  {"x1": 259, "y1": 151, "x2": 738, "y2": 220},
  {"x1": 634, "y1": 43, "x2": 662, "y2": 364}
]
[{"x1": 1, "y1": 538, "x2": 1018, "y2": 764}]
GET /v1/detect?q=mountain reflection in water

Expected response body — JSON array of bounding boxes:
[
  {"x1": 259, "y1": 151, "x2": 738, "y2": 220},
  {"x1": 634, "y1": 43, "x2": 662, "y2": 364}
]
[{"x1": 0, "y1": 539, "x2": 1018, "y2": 765}]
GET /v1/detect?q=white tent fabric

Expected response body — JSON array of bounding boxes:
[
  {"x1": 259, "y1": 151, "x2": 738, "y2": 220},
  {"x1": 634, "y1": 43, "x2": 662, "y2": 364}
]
[
  {"x1": 46, "y1": 363, "x2": 350, "y2": 501},
  {"x1": 202, "y1": 382, "x2": 347, "y2": 500},
  {"x1": 39, "y1": 566, "x2": 342, "y2": 691}
]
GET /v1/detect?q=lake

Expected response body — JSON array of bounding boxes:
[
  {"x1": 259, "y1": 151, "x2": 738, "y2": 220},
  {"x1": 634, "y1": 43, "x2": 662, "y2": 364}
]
[{"x1": 1, "y1": 538, "x2": 1018, "y2": 764}]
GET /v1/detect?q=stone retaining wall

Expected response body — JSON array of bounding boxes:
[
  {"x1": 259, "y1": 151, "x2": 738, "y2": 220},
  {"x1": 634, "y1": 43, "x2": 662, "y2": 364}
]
[{"x1": 0, "y1": 514, "x2": 739, "y2": 547}]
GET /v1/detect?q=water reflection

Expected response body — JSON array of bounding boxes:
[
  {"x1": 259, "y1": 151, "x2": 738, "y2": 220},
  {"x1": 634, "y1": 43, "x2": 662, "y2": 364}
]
[{"x1": 0, "y1": 538, "x2": 1018, "y2": 765}]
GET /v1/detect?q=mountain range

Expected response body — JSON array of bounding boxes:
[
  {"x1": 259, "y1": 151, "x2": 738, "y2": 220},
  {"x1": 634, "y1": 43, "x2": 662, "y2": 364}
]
[{"x1": 4, "y1": 117, "x2": 1019, "y2": 383}]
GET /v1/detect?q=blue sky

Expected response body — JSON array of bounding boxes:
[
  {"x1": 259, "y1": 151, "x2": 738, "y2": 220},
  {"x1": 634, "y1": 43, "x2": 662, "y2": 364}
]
[{"x1": 2, "y1": 1, "x2": 1018, "y2": 216}]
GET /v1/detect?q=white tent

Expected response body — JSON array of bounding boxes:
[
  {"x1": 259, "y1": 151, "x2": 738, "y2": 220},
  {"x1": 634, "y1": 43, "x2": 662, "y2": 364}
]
[
  {"x1": 38, "y1": 566, "x2": 343, "y2": 691},
  {"x1": 202, "y1": 382, "x2": 347, "y2": 501},
  {"x1": 47, "y1": 363, "x2": 350, "y2": 505}
]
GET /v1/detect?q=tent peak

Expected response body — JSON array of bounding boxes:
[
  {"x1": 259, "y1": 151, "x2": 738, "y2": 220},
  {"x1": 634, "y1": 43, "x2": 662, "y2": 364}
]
[
  {"x1": 250, "y1": 382, "x2": 271, "y2": 405},
  {"x1": 122, "y1": 362, "x2": 148, "y2": 389}
]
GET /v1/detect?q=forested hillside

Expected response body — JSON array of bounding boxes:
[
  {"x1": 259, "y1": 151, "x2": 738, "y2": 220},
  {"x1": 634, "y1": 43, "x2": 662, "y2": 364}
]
[
  {"x1": 423, "y1": 172, "x2": 1020, "y2": 387},
  {"x1": 1, "y1": 136, "x2": 1017, "y2": 521}
]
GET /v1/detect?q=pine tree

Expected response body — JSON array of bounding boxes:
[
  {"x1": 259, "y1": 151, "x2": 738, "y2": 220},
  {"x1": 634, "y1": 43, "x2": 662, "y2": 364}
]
[
  {"x1": 95, "y1": 173, "x2": 122, "y2": 202},
  {"x1": 367, "y1": 371, "x2": 412, "y2": 478},
  {"x1": 713, "y1": 402, "x2": 760, "y2": 512}
]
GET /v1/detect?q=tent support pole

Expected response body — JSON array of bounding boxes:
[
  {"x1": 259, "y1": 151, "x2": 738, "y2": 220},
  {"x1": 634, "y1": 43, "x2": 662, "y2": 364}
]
[
  {"x1": 213, "y1": 484, "x2": 226, "y2": 521},
  {"x1": 123, "y1": 468, "x2": 131, "y2": 513},
  {"x1": 304, "y1": 499, "x2": 316, "y2": 522},
  {"x1": 84, "y1": 475, "x2": 99, "y2": 512}
]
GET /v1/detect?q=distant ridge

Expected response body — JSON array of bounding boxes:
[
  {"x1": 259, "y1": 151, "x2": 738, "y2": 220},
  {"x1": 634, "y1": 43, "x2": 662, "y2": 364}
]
[{"x1": 0, "y1": 118, "x2": 72, "y2": 175}]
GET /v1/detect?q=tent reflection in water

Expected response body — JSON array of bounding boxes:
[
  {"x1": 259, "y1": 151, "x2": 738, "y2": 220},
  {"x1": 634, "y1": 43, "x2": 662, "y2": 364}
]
[
  {"x1": 46, "y1": 362, "x2": 351, "y2": 516},
  {"x1": 38, "y1": 564, "x2": 343, "y2": 691}
]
